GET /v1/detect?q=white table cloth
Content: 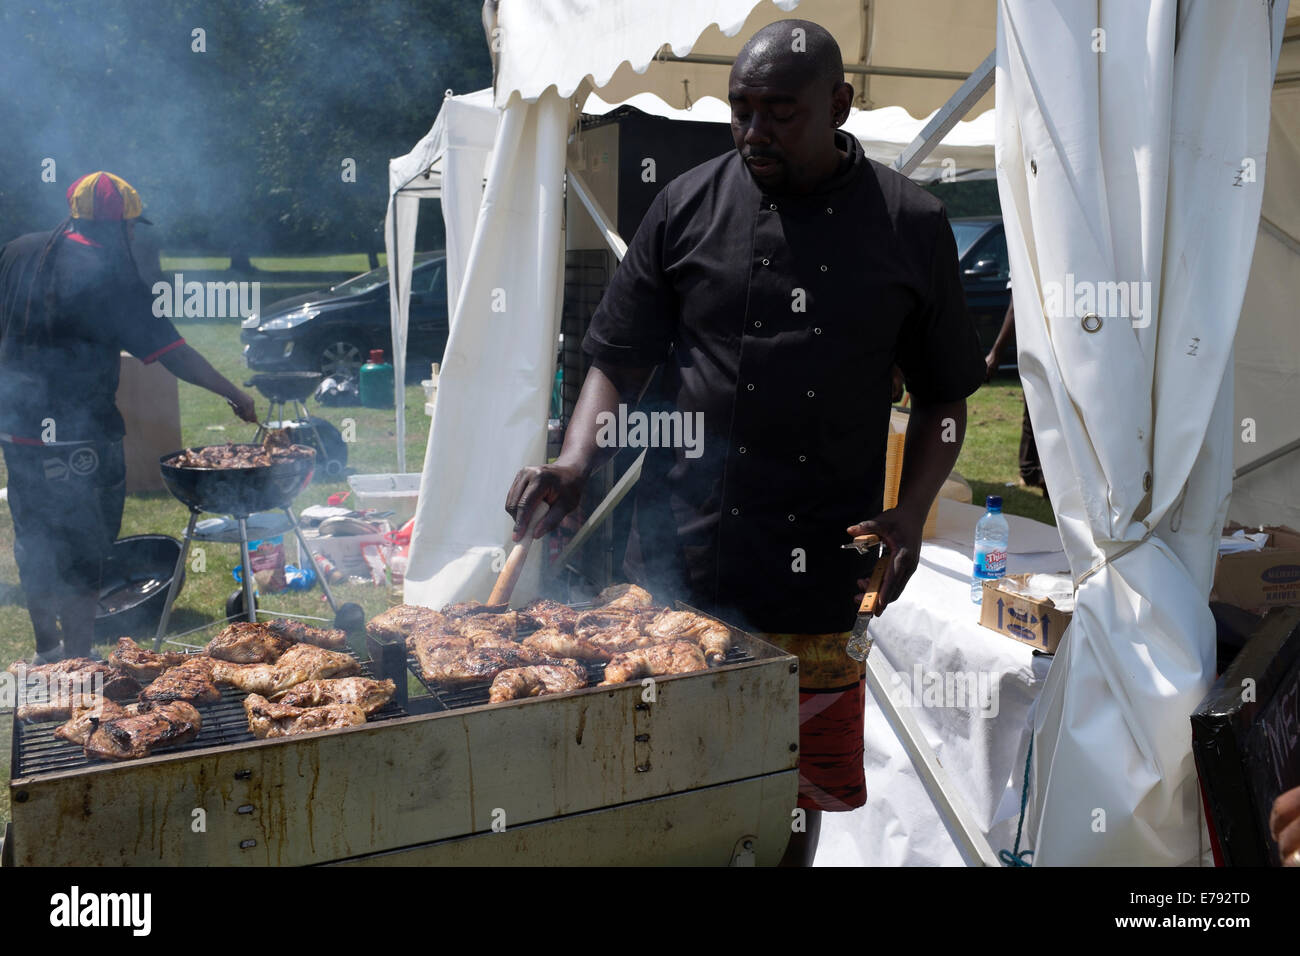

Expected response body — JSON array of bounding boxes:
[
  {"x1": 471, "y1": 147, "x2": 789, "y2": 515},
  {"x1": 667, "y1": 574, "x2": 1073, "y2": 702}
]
[{"x1": 816, "y1": 498, "x2": 1069, "y2": 866}]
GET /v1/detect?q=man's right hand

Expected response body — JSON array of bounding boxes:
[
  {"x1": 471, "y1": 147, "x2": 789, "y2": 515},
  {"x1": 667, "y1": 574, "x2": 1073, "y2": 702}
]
[
  {"x1": 506, "y1": 462, "x2": 585, "y2": 542},
  {"x1": 227, "y1": 389, "x2": 259, "y2": 423},
  {"x1": 983, "y1": 350, "x2": 1000, "y2": 382}
]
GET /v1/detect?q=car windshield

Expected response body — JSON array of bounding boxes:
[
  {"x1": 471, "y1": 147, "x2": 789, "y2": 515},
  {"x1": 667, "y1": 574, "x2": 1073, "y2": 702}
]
[
  {"x1": 331, "y1": 265, "x2": 389, "y2": 296},
  {"x1": 950, "y1": 221, "x2": 992, "y2": 260}
]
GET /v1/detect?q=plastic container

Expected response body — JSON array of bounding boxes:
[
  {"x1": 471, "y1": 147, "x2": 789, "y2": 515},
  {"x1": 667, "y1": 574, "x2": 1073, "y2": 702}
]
[
  {"x1": 971, "y1": 494, "x2": 1010, "y2": 603},
  {"x1": 347, "y1": 473, "x2": 421, "y2": 526},
  {"x1": 359, "y1": 349, "x2": 394, "y2": 408}
]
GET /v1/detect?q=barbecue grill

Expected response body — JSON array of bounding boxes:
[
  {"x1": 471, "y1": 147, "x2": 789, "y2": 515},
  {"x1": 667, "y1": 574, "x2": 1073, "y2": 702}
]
[
  {"x1": 6, "y1": 605, "x2": 799, "y2": 866},
  {"x1": 152, "y1": 445, "x2": 365, "y2": 648}
]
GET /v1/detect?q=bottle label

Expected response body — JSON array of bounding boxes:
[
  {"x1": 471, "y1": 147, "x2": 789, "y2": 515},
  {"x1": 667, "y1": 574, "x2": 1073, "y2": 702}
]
[{"x1": 973, "y1": 546, "x2": 1007, "y2": 579}]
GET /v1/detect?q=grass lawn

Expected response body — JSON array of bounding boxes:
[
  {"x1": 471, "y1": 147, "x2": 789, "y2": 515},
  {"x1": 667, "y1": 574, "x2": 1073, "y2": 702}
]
[{"x1": 0, "y1": 254, "x2": 1051, "y2": 827}]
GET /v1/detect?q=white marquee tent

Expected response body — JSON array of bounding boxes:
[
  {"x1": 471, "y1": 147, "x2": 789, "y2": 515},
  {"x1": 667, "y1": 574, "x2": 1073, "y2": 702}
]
[{"x1": 392, "y1": 0, "x2": 1297, "y2": 866}]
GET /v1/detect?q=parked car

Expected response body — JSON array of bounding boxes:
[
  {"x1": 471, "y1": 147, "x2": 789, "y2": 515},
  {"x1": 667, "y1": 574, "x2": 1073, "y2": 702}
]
[
  {"x1": 241, "y1": 252, "x2": 448, "y2": 378},
  {"x1": 949, "y1": 216, "x2": 1014, "y2": 368}
]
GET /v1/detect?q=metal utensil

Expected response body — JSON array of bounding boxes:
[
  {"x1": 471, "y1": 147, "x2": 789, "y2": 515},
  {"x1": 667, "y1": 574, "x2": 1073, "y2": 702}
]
[{"x1": 842, "y1": 534, "x2": 887, "y2": 661}]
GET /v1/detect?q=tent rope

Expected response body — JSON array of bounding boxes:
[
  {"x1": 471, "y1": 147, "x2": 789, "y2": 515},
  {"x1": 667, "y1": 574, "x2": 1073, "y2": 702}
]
[{"x1": 999, "y1": 732, "x2": 1035, "y2": 867}]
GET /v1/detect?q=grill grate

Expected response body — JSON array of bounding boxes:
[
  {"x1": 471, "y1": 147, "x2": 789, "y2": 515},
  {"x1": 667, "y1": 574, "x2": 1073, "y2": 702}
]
[
  {"x1": 407, "y1": 643, "x2": 754, "y2": 711},
  {"x1": 11, "y1": 651, "x2": 406, "y2": 779}
]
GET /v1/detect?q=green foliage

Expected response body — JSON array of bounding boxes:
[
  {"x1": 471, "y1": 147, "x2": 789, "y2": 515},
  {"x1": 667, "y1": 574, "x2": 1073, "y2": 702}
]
[{"x1": 0, "y1": 0, "x2": 491, "y2": 254}]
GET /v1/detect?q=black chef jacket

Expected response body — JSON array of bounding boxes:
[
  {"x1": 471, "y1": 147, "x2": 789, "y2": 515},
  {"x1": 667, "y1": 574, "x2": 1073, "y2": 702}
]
[
  {"x1": 582, "y1": 129, "x2": 985, "y2": 634},
  {"x1": 0, "y1": 229, "x2": 184, "y2": 443}
]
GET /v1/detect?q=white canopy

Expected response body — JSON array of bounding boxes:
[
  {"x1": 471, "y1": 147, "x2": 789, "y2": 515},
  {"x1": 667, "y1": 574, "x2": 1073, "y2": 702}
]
[{"x1": 997, "y1": 0, "x2": 1284, "y2": 864}]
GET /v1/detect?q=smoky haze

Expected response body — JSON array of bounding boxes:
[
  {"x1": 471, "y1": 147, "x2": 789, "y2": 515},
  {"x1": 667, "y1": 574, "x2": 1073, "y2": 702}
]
[{"x1": 0, "y1": 0, "x2": 491, "y2": 255}]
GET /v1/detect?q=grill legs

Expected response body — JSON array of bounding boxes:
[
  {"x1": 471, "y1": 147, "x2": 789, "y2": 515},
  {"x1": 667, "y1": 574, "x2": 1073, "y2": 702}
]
[{"x1": 153, "y1": 510, "x2": 199, "y2": 651}]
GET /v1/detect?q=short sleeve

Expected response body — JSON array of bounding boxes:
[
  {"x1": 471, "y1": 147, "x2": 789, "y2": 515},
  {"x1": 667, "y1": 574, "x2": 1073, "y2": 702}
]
[
  {"x1": 582, "y1": 188, "x2": 676, "y2": 367},
  {"x1": 103, "y1": 272, "x2": 185, "y2": 363},
  {"x1": 896, "y1": 210, "x2": 986, "y2": 402}
]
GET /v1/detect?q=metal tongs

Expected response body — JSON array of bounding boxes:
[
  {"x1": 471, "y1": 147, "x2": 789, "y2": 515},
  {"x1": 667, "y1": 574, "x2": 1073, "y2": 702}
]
[{"x1": 842, "y1": 533, "x2": 888, "y2": 661}]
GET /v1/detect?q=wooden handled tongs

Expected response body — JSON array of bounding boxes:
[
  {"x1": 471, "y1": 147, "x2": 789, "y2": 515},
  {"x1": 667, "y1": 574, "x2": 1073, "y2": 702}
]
[
  {"x1": 488, "y1": 501, "x2": 550, "y2": 607},
  {"x1": 842, "y1": 533, "x2": 888, "y2": 660}
]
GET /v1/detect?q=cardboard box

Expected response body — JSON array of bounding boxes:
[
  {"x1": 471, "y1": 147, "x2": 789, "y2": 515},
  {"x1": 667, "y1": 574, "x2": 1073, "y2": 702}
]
[
  {"x1": 295, "y1": 525, "x2": 390, "y2": 582},
  {"x1": 1213, "y1": 525, "x2": 1300, "y2": 611},
  {"x1": 978, "y1": 574, "x2": 1072, "y2": 653}
]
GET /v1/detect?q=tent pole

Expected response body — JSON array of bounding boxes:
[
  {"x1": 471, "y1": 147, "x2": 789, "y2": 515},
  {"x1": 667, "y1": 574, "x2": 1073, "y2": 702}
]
[
  {"x1": 389, "y1": 194, "x2": 407, "y2": 473},
  {"x1": 863, "y1": 650, "x2": 1003, "y2": 867},
  {"x1": 566, "y1": 166, "x2": 627, "y2": 261},
  {"x1": 891, "y1": 50, "x2": 994, "y2": 177},
  {"x1": 660, "y1": 51, "x2": 972, "y2": 82}
]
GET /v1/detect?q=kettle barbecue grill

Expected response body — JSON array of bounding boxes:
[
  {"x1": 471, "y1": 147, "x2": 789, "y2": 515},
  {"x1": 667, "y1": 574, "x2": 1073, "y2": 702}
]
[{"x1": 151, "y1": 444, "x2": 364, "y2": 649}]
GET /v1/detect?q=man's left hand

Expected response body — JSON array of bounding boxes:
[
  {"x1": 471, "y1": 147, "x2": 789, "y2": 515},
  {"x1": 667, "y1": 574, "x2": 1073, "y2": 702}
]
[
  {"x1": 847, "y1": 507, "x2": 924, "y2": 616},
  {"x1": 1271, "y1": 784, "x2": 1300, "y2": 865}
]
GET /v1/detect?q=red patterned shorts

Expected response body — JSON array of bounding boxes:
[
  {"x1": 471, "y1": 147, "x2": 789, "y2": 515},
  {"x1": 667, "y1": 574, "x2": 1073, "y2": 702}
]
[{"x1": 761, "y1": 630, "x2": 867, "y2": 812}]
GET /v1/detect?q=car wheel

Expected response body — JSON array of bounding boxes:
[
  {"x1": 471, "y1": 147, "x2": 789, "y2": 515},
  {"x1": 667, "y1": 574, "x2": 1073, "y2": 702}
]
[{"x1": 319, "y1": 338, "x2": 365, "y2": 378}]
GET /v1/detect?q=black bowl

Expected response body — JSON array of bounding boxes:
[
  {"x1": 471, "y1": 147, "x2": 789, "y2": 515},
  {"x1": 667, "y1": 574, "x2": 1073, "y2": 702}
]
[
  {"x1": 94, "y1": 534, "x2": 184, "y2": 640},
  {"x1": 159, "y1": 445, "x2": 316, "y2": 515}
]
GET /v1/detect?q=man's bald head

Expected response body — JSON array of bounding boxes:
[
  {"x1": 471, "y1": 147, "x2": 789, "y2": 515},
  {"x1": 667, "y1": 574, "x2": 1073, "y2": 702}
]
[
  {"x1": 728, "y1": 19, "x2": 854, "y2": 195},
  {"x1": 733, "y1": 19, "x2": 845, "y2": 98}
]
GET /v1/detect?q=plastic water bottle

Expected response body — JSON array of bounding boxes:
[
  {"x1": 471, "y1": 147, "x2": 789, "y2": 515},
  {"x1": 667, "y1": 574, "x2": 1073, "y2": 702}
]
[{"x1": 971, "y1": 495, "x2": 1009, "y2": 603}]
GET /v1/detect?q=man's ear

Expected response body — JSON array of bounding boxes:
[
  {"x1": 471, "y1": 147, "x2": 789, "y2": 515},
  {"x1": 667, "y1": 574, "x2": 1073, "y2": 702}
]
[{"x1": 832, "y1": 81, "x2": 854, "y2": 126}]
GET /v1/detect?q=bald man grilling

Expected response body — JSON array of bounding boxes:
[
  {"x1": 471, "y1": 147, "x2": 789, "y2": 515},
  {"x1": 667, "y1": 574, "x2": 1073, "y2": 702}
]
[{"x1": 508, "y1": 20, "x2": 984, "y2": 866}]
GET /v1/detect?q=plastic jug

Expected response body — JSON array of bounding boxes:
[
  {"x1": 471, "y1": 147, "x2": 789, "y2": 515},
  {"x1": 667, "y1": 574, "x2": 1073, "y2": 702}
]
[{"x1": 360, "y1": 349, "x2": 394, "y2": 408}]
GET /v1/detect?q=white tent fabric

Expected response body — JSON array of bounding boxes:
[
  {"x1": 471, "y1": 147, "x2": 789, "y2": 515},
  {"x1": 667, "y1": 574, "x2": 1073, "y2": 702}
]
[
  {"x1": 403, "y1": 90, "x2": 569, "y2": 609},
  {"x1": 385, "y1": 89, "x2": 498, "y2": 472},
  {"x1": 1230, "y1": 34, "x2": 1300, "y2": 531},
  {"x1": 996, "y1": 0, "x2": 1281, "y2": 865},
  {"x1": 582, "y1": 91, "x2": 996, "y2": 182},
  {"x1": 495, "y1": 0, "x2": 996, "y2": 118}
]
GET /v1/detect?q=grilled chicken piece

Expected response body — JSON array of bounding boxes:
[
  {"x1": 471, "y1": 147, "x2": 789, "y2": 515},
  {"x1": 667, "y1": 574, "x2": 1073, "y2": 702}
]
[
  {"x1": 489, "y1": 660, "x2": 588, "y2": 702},
  {"x1": 417, "y1": 644, "x2": 550, "y2": 687},
  {"x1": 600, "y1": 640, "x2": 707, "y2": 685},
  {"x1": 55, "y1": 698, "x2": 132, "y2": 745},
  {"x1": 266, "y1": 617, "x2": 347, "y2": 650},
  {"x1": 7, "y1": 657, "x2": 140, "y2": 703},
  {"x1": 516, "y1": 598, "x2": 579, "y2": 633},
  {"x1": 109, "y1": 637, "x2": 190, "y2": 682},
  {"x1": 212, "y1": 643, "x2": 360, "y2": 696},
  {"x1": 574, "y1": 607, "x2": 656, "y2": 639},
  {"x1": 645, "y1": 611, "x2": 733, "y2": 665},
  {"x1": 271, "y1": 677, "x2": 395, "y2": 715},
  {"x1": 594, "y1": 583, "x2": 654, "y2": 610},
  {"x1": 522, "y1": 627, "x2": 613, "y2": 662},
  {"x1": 455, "y1": 611, "x2": 519, "y2": 641},
  {"x1": 440, "y1": 600, "x2": 508, "y2": 620},
  {"x1": 18, "y1": 690, "x2": 107, "y2": 723},
  {"x1": 139, "y1": 656, "x2": 221, "y2": 705},
  {"x1": 84, "y1": 700, "x2": 202, "y2": 761},
  {"x1": 205, "y1": 621, "x2": 295, "y2": 663},
  {"x1": 8, "y1": 656, "x2": 96, "y2": 677},
  {"x1": 243, "y1": 694, "x2": 367, "y2": 738},
  {"x1": 366, "y1": 604, "x2": 446, "y2": 642}
]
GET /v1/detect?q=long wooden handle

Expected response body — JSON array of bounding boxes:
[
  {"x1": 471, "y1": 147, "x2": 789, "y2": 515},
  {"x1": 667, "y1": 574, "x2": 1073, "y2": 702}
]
[
  {"x1": 488, "y1": 501, "x2": 550, "y2": 606},
  {"x1": 858, "y1": 545, "x2": 889, "y2": 615}
]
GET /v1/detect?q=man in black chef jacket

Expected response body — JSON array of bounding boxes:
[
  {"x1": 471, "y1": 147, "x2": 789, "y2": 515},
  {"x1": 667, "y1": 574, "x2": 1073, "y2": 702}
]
[
  {"x1": 0, "y1": 171, "x2": 257, "y2": 664},
  {"x1": 507, "y1": 21, "x2": 985, "y2": 865}
]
